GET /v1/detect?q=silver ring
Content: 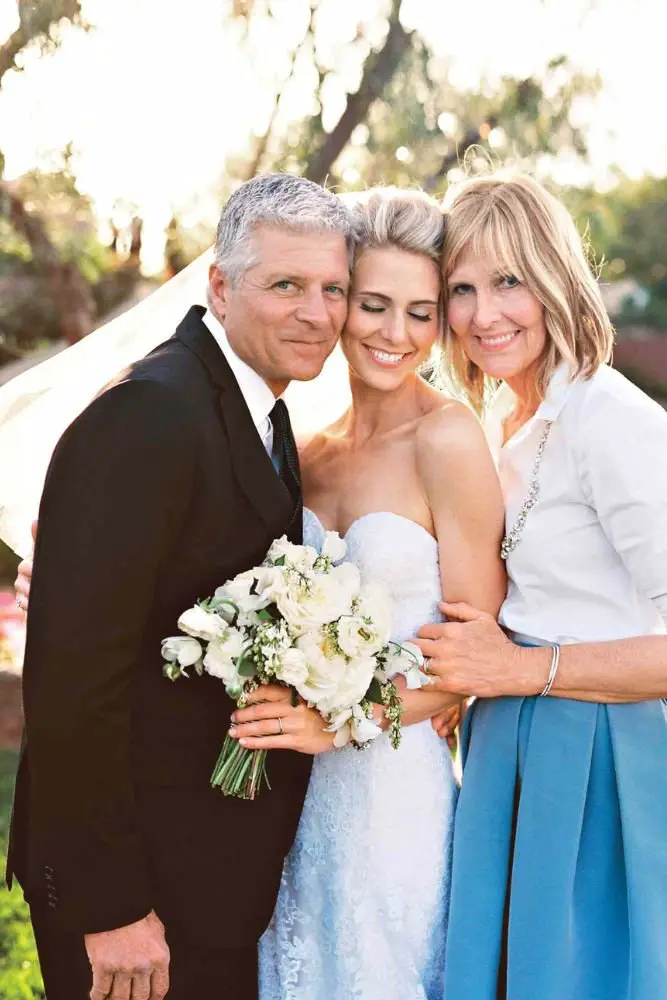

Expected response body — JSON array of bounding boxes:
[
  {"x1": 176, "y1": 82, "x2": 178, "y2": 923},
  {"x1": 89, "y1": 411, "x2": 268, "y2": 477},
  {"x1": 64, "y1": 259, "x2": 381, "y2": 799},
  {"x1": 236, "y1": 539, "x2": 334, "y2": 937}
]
[
  {"x1": 15, "y1": 595, "x2": 26, "y2": 612},
  {"x1": 277, "y1": 718, "x2": 283, "y2": 736},
  {"x1": 422, "y1": 657, "x2": 432, "y2": 675}
]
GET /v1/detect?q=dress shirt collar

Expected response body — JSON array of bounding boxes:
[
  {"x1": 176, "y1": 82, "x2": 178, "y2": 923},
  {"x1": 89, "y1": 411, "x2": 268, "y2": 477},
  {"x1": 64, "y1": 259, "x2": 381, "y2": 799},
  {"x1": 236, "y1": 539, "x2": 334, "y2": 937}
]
[
  {"x1": 202, "y1": 309, "x2": 276, "y2": 433},
  {"x1": 485, "y1": 359, "x2": 576, "y2": 453}
]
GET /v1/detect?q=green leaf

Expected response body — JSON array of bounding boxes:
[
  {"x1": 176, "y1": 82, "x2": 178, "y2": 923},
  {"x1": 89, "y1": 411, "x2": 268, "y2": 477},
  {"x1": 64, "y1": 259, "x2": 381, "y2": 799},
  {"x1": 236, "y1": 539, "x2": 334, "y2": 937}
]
[
  {"x1": 236, "y1": 650, "x2": 256, "y2": 677},
  {"x1": 273, "y1": 555, "x2": 286, "y2": 566},
  {"x1": 366, "y1": 677, "x2": 384, "y2": 704}
]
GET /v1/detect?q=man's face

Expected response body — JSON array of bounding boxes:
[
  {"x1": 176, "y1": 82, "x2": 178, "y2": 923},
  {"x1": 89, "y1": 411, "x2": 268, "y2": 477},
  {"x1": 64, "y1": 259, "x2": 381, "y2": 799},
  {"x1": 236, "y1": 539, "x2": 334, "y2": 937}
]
[{"x1": 208, "y1": 225, "x2": 350, "y2": 394}]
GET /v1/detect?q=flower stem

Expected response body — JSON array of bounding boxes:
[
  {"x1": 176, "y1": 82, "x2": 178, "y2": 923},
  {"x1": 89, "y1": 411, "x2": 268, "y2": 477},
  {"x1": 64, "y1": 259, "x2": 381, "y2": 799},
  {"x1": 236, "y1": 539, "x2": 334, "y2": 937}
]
[{"x1": 210, "y1": 734, "x2": 269, "y2": 800}]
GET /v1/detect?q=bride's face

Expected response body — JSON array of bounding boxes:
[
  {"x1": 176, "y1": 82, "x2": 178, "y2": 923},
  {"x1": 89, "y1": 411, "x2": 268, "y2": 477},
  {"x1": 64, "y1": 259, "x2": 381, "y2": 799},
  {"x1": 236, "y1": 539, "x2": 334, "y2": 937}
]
[{"x1": 342, "y1": 247, "x2": 441, "y2": 392}]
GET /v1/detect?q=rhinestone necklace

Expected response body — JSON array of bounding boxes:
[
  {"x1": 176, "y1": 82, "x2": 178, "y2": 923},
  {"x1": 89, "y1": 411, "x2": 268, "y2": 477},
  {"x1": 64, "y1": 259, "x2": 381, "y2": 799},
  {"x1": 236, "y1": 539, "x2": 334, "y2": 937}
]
[{"x1": 500, "y1": 420, "x2": 553, "y2": 560}]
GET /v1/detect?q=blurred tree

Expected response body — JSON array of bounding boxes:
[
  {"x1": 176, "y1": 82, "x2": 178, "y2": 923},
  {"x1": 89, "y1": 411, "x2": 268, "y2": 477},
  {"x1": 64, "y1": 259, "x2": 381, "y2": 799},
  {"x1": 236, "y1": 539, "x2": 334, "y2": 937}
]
[
  {"x1": 0, "y1": 0, "x2": 86, "y2": 88},
  {"x1": 0, "y1": 2, "x2": 95, "y2": 353},
  {"x1": 228, "y1": 1, "x2": 599, "y2": 196}
]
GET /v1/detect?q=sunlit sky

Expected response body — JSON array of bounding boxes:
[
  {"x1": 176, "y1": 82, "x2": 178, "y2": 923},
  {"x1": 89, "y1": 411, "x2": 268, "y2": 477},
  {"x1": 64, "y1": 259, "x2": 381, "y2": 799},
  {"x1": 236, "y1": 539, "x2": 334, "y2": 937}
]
[{"x1": 0, "y1": 0, "x2": 665, "y2": 270}]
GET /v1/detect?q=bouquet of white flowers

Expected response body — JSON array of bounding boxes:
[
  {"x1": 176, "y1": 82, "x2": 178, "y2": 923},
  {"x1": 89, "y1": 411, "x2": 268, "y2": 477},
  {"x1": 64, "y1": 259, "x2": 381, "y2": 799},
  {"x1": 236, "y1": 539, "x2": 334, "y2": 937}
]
[{"x1": 162, "y1": 531, "x2": 427, "y2": 799}]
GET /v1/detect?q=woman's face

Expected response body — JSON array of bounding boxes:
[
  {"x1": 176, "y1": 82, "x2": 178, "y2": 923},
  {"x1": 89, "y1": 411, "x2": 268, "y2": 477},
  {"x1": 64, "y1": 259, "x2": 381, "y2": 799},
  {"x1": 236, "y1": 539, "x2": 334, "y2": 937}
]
[
  {"x1": 446, "y1": 245, "x2": 547, "y2": 383},
  {"x1": 342, "y1": 246, "x2": 441, "y2": 391}
]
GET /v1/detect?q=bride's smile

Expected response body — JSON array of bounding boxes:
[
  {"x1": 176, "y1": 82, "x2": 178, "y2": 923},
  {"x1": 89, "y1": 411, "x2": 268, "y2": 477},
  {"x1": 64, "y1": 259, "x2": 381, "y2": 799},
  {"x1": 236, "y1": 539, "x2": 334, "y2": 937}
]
[{"x1": 342, "y1": 244, "x2": 441, "y2": 391}]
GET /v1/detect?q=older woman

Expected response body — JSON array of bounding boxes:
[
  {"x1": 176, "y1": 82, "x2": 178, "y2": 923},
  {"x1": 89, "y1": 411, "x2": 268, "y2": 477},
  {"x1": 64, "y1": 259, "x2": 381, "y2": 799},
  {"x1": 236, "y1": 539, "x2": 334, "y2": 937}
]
[{"x1": 416, "y1": 173, "x2": 667, "y2": 1000}]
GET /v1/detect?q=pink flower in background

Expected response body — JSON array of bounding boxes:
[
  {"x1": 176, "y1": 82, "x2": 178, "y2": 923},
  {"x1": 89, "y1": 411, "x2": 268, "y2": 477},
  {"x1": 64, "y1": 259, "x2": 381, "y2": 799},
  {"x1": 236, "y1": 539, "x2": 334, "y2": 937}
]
[{"x1": 0, "y1": 589, "x2": 26, "y2": 669}]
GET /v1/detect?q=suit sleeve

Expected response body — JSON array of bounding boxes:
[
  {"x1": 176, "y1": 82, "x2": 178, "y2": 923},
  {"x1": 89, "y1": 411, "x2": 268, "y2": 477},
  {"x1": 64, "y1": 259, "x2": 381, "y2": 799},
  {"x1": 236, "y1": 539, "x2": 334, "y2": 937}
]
[{"x1": 23, "y1": 376, "x2": 198, "y2": 933}]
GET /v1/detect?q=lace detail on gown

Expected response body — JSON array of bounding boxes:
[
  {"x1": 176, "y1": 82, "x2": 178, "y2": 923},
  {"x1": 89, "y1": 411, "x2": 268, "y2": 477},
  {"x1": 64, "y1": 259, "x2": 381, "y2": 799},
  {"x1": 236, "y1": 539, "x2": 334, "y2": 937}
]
[{"x1": 259, "y1": 509, "x2": 457, "y2": 1000}]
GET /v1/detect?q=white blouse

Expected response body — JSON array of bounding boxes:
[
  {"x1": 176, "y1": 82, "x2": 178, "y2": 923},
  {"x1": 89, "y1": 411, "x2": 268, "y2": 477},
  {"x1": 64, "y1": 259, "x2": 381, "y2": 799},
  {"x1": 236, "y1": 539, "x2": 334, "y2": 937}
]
[{"x1": 485, "y1": 363, "x2": 667, "y2": 645}]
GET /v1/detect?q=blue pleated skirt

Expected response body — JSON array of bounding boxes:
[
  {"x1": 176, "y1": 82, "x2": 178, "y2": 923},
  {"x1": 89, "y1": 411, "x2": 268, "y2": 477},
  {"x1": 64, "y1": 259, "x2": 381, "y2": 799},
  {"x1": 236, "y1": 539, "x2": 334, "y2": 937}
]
[{"x1": 443, "y1": 690, "x2": 667, "y2": 1000}]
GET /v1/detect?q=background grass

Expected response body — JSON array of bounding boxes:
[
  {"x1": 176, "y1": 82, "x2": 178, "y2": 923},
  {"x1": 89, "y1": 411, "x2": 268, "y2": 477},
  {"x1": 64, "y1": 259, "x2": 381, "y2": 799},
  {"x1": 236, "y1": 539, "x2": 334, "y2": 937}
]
[{"x1": 0, "y1": 750, "x2": 44, "y2": 999}]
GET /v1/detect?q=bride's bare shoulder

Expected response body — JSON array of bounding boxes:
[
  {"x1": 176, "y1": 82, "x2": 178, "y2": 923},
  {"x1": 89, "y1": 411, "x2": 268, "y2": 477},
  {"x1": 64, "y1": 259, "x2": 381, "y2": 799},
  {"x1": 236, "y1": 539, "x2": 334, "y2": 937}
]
[{"x1": 415, "y1": 396, "x2": 489, "y2": 464}]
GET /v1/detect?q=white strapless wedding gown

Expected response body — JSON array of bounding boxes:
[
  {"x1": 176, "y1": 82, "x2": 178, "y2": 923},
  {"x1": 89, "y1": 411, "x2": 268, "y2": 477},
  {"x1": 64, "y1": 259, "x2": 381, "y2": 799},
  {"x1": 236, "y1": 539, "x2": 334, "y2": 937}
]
[{"x1": 259, "y1": 509, "x2": 457, "y2": 1000}]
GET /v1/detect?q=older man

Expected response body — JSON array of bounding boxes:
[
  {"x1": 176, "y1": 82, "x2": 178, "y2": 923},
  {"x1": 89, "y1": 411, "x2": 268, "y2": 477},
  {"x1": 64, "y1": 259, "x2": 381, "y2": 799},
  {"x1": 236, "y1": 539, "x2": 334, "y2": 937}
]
[{"x1": 8, "y1": 173, "x2": 353, "y2": 1000}]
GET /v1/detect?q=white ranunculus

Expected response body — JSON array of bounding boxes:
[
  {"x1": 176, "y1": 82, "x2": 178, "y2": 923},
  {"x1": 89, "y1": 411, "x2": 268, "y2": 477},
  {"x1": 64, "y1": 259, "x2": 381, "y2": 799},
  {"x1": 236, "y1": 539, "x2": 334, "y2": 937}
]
[
  {"x1": 212, "y1": 571, "x2": 266, "y2": 622},
  {"x1": 161, "y1": 636, "x2": 204, "y2": 674},
  {"x1": 203, "y1": 628, "x2": 246, "y2": 691},
  {"x1": 326, "y1": 704, "x2": 383, "y2": 748},
  {"x1": 385, "y1": 641, "x2": 429, "y2": 688},
  {"x1": 178, "y1": 604, "x2": 227, "y2": 642},
  {"x1": 253, "y1": 565, "x2": 290, "y2": 605},
  {"x1": 274, "y1": 646, "x2": 309, "y2": 687},
  {"x1": 320, "y1": 530, "x2": 347, "y2": 564}
]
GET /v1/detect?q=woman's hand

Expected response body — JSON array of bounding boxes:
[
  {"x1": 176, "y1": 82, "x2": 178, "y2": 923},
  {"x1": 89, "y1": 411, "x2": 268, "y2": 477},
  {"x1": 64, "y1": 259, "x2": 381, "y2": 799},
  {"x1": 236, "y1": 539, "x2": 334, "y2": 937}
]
[
  {"x1": 229, "y1": 684, "x2": 336, "y2": 755},
  {"x1": 414, "y1": 601, "x2": 544, "y2": 699}
]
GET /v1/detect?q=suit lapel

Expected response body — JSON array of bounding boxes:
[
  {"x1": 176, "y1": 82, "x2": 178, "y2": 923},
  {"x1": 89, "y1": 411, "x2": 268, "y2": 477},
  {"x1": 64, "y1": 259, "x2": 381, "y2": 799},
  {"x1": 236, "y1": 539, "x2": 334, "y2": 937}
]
[{"x1": 176, "y1": 307, "x2": 295, "y2": 538}]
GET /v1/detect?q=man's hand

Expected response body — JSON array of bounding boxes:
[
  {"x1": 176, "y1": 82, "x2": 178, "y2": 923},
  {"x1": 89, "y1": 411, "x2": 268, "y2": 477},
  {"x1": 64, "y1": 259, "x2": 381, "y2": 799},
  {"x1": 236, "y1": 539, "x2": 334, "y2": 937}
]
[
  {"x1": 431, "y1": 699, "x2": 465, "y2": 750},
  {"x1": 14, "y1": 520, "x2": 36, "y2": 616},
  {"x1": 85, "y1": 910, "x2": 170, "y2": 1000}
]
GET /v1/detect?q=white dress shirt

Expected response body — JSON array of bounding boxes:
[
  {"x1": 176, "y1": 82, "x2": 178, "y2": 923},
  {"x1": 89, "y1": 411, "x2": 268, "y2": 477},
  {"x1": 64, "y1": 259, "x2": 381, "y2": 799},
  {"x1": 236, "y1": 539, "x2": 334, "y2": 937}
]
[
  {"x1": 202, "y1": 309, "x2": 275, "y2": 456},
  {"x1": 485, "y1": 363, "x2": 667, "y2": 645}
]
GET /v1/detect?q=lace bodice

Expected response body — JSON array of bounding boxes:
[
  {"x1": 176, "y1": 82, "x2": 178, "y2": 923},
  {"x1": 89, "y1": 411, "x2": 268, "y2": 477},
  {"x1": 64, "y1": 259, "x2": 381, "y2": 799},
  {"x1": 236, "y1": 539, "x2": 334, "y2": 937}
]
[{"x1": 260, "y1": 509, "x2": 456, "y2": 1000}]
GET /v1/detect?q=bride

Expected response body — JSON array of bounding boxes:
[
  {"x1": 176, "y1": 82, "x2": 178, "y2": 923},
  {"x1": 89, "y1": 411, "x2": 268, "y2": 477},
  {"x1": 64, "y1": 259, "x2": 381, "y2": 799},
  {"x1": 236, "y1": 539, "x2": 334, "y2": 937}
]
[
  {"x1": 229, "y1": 187, "x2": 505, "y2": 999},
  {"x1": 6, "y1": 185, "x2": 505, "y2": 998}
]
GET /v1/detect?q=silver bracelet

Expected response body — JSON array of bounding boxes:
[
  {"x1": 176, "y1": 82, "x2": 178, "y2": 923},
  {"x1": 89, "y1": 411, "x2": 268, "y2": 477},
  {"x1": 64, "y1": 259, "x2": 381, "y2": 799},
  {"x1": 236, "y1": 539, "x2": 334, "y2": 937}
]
[{"x1": 540, "y1": 643, "x2": 561, "y2": 697}]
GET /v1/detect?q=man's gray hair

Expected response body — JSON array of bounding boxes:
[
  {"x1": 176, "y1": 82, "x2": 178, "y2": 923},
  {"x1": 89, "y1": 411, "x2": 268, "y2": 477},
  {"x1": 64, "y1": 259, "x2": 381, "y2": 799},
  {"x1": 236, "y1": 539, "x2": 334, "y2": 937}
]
[{"x1": 213, "y1": 173, "x2": 355, "y2": 286}]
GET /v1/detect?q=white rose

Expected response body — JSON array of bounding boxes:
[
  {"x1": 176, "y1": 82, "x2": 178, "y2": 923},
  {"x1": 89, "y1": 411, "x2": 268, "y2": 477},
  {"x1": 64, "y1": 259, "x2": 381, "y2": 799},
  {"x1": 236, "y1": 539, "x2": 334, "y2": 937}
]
[
  {"x1": 267, "y1": 536, "x2": 318, "y2": 571},
  {"x1": 321, "y1": 531, "x2": 347, "y2": 564},
  {"x1": 161, "y1": 636, "x2": 204, "y2": 676},
  {"x1": 356, "y1": 584, "x2": 392, "y2": 648},
  {"x1": 276, "y1": 566, "x2": 359, "y2": 632},
  {"x1": 274, "y1": 646, "x2": 309, "y2": 687},
  {"x1": 178, "y1": 605, "x2": 227, "y2": 642},
  {"x1": 296, "y1": 632, "x2": 376, "y2": 715},
  {"x1": 294, "y1": 631, "x2": 347, "y2": 707}
]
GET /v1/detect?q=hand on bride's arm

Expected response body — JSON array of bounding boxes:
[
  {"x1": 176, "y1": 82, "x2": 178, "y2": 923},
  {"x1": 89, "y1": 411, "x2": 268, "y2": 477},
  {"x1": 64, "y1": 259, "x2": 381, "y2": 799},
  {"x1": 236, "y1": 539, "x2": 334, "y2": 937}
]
[
  {"x1": 414, "y1": 601, "x2": 545, "y2": 698},
  {"x1": 229, "y1": 684, "x2": 336, "y2": 754},
  {"x1": 14, "y1": 520, "x2": 37, "y2": 615}
]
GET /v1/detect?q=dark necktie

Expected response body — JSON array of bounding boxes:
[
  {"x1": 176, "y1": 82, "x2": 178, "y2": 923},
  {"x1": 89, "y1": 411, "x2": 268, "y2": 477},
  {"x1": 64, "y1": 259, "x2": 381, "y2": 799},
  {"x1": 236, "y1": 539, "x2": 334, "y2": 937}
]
[{"x1": 270, "y1": 399, "x2": 303, "y2": 542}]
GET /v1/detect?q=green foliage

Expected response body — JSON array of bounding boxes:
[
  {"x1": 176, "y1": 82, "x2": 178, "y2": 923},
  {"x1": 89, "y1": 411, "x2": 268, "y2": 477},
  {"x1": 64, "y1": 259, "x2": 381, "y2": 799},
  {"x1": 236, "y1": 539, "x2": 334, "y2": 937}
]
[{"x1": 0, "y1": 751, "x2": 44, "y2": 999}]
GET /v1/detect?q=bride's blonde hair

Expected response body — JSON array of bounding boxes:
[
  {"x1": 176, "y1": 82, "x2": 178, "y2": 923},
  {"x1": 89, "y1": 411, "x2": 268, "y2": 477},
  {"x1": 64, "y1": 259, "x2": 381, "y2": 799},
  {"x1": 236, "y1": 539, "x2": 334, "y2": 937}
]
[
  {"x1": 441, "y1": 172, "x2": 614, "y2": 413},
  {"x1": 345, "y1": 187, "x2": 445, "y2": 263}
]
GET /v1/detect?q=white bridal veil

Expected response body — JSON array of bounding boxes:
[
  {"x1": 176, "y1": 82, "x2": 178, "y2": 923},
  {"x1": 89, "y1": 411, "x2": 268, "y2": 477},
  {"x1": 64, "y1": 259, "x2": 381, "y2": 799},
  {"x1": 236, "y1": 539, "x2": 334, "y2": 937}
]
[{"x1": 0, "y1": 249, "x2": 351, "y2": 557}]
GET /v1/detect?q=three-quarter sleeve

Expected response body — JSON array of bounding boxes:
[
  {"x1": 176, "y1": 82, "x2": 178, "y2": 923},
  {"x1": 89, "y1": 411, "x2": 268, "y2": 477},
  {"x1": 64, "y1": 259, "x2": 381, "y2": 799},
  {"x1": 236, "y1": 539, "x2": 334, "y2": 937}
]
[{"x1": 576, "y1": 385, "x2": 667, "y2": 626}]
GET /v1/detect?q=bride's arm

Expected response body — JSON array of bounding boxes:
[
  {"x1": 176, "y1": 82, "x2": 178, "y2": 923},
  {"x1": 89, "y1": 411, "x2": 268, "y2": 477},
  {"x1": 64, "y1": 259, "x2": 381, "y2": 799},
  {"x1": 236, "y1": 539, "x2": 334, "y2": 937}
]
[{"x1": 416, "y1": 401, "x2": 506, "y2": 617}]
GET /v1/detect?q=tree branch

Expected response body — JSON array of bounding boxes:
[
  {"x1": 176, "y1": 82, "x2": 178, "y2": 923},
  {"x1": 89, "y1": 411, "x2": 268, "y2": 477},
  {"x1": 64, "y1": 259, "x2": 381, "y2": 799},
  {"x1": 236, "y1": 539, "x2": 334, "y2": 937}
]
[
  {"x1": 305, "y1": 2, "x2": 412, "y2": 185},
  {"x1": 1, "y1": 179, "x2": 95, "y2": 342},
  {"x1": 0, "y1": 0, "x2": 83, "y2": 89}
]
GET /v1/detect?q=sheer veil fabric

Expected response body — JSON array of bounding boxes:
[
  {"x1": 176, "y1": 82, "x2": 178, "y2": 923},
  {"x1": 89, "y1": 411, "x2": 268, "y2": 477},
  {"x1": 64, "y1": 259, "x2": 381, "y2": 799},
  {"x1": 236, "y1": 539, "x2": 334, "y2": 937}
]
[{"x1": 0, "y1": 249, "x2": 351, "y2": 557}]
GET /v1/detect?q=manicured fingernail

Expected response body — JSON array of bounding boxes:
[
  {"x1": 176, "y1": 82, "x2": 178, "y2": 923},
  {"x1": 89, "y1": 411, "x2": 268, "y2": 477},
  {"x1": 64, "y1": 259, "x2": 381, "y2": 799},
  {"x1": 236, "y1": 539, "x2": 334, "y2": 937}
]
[
  {"x1": 231, "y1": 713, "x2": 237, "y2": 723},
  {"x1": 229, "y1": 726, "x2": 237, "y2": 736},
  {"x1": 239, "y1": 739, "x2": 248, "y2": 747}
]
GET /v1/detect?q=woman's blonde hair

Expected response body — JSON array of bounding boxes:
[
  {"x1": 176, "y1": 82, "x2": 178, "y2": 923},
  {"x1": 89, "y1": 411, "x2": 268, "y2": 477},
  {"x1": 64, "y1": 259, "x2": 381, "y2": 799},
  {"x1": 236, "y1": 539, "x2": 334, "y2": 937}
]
[
  {"x1": 347, "y1": 186, "x2": 445, "y2": 263},
  {"x1": 441, "y1": 172, "x2": 614, "y2": 413}
]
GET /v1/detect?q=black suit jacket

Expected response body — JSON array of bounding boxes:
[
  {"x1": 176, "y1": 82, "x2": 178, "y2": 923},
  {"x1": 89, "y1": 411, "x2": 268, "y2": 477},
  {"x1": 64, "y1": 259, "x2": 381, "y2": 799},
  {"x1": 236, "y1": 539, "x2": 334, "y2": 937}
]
[{"x1": 7, "y1": 306, "x2": 312, "y2": 946}]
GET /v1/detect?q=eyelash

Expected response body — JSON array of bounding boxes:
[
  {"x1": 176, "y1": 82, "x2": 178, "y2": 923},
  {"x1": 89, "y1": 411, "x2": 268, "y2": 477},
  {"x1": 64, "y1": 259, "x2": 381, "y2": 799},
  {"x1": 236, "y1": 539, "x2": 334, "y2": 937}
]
[
  {"x1": 360, "y1": 303, "x2": 432, "y2": 322},
  {"x1": 450, "y1": 275, "x2": 520, "y2": 295}
]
